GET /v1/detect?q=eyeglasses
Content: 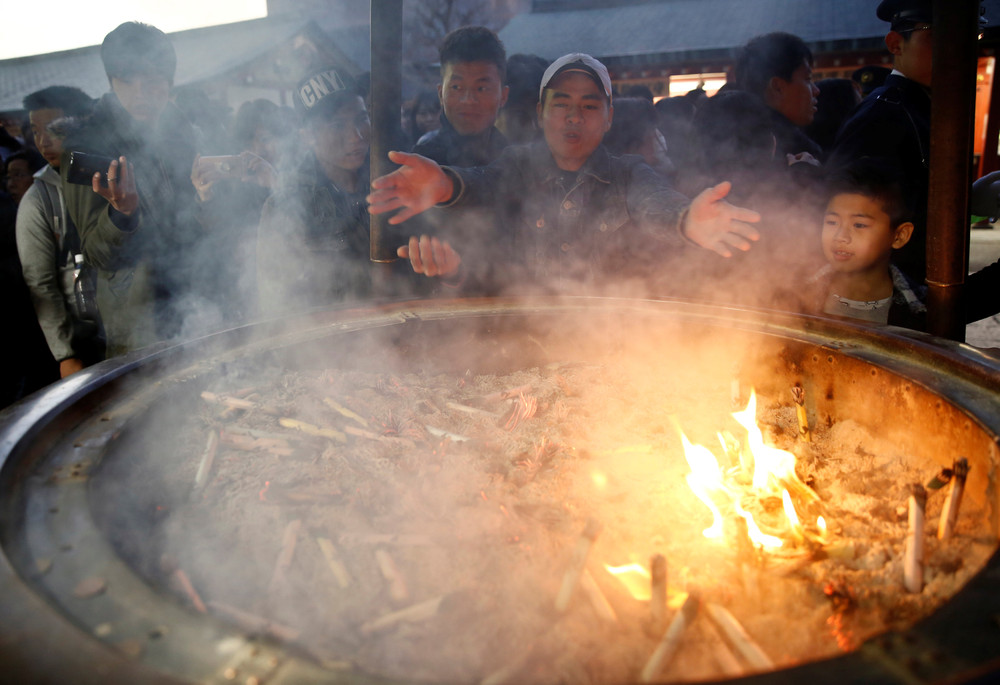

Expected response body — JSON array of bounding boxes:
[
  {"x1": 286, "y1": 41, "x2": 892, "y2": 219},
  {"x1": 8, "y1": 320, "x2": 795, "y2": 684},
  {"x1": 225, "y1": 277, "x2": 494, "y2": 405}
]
[{"x1": 898, "y1": 23, "x2": 932, "y2": 36}]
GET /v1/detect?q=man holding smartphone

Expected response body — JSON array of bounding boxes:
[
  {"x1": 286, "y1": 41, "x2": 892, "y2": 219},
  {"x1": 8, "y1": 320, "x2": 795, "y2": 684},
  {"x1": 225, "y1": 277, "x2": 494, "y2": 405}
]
[
  {"x1": 60, "y1": 22, "x2": 200, "y2": 356},
  {"x1": 15, "y1": 86, "x2": 105, "y2": 379}
]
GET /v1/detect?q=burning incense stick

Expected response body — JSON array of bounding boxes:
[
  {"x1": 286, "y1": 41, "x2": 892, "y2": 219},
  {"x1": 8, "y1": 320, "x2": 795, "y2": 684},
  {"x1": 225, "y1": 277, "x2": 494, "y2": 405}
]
[
  {"x1": 171, "y1": 567, "x2": 207, "y2": 613},
  {"x1": 193, "y1": 430, "x2": 219, "y2": 491},
  {"x1": 360, "y1": 594, "x2": 445, "y2": 635},
  {"x1": 200, "y1": 391, "x2": 280, "y2": 416},
  {"x1": 220, "y1": 430, "x2": 295, "y2": 457},
  {"x1": 904, "y1": 484, "x2": 926, "y2": 593},
  {"x1": 640, "y1": 590, "x2": 700, "y2": 682},
  {"x1": 580, "y1": 568, "x2": 618, "y2": 623},
  {"x1": 791, "y1": 384, "x2": 810, "y2": 442},
  {"x1": 650, "y1": 554, "x2": 667, "y2": 631},
  {"x1": 424, "y1": 425, "x2": 471, "y2": 442},
  {"x1": 208, "y1": 600, "x2": 300, "y2": 641},
  {"x1": 278, "y1": 417, "x2": 346, "y2": 443},
  {"x1": 375, "y1": 549, "x2": 409, "y2": 603},
  {"x1": 937, "y1": 457, "x2": 969, "y2": 541},
  {"x1": 555, "y1": 518, "x2": 602, "y2": 613},
  {"x1": 316, "y1": 537, "x2": 351, "y2": 588},
  {"x1": 270, "y1": 519, "x2": 302, "y2": 589},
  {"x1": 925, "y1": 466, "x2": 953, "y2": 491},
  {"x1": 703, "y1": 602, "x2": 773, "y2": 671},
  {"x1": 323, "y1": 397, "x2": 370, "y2": 426}
]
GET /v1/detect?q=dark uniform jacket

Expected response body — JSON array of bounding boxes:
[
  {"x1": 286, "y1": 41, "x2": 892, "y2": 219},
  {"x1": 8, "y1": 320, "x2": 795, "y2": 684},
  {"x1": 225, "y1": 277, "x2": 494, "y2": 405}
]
[
  {"x1": 831, "y1": 73, "x2": 931, "y2": 282},
  {"x1": 256, "y1": 153, "x2": 371, "y2": 315},
  {"x1": 443, "y1": 141, "x2": 690, "y2": 292},
  {"x1": 413, "y1": 116, "x2": 509, "y2": 167},
  {"x1": 257, "y1": 154, "x2": 436, "y2": 313},
  {"x1": 61, "y1": 93, "x2": 199, "y2": 355}
]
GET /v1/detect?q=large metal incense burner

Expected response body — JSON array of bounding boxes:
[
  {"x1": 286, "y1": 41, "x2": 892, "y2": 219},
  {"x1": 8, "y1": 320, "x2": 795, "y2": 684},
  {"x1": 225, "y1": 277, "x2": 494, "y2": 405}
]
[{"x1": 1, "y1": 297, "x2": 999, "y2": 684}]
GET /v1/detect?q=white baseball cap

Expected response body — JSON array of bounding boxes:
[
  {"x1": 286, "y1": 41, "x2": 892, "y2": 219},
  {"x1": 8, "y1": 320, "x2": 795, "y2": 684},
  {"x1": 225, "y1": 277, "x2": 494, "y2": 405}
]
[{"x1": 539, "y1": 53, "x2": 613, "y2": 100}]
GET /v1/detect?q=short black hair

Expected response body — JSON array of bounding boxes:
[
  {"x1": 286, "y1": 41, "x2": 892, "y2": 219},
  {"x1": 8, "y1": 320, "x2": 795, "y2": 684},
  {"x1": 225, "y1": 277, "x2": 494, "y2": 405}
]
[
  {"x1": 101, "y1": 22, "x2": 176, "y2": 85},
  {"x1": 733, "y1": 32, "x2": 813, "y2": 99},
  {"x1": 439, "y1": 26, "x2": 506, "y2": 83},
  {"x1": 233, "y1": 99, "x2": 283, "y2": 148},
  {"x1": 826, "y1": 158, "x2": 912, "y2": 227},
  {"x1": 5, "y1": 149, "x2": 46, "y2": 175},
  {"x1": 603, "y1": 97, "x2": 657, "y2": 156},
  {"x1": 23, "y1": 86, "x2": 93, "y2": 117},
  {"x1": 622, "y1": 84, "x2": 655, "y2": 102},
  {"x1": 503, "y1": 53, "x2": 548, "y2": 109}
]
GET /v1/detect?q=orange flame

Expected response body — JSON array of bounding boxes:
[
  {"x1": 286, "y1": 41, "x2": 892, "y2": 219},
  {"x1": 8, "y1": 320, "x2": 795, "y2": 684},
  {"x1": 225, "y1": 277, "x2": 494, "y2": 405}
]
[
  {"x1": 605, "y1": 563, "x2": 651, "y2": 600},
  {"x1": 675, "y1": 389, "x2": 821, "y2": 551},
  {"x1": 733, "y1": 391, "x2": 798, "y2": 496},
  {"x1": 678, "y1": 429, "x2": 728, "y2": 540}
]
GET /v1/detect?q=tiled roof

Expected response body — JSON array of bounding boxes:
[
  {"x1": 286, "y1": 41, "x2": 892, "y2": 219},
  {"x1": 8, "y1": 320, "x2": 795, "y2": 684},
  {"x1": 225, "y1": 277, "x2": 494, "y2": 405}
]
[
  {"x1": 0, "y1": 15, "x2": 361, "y2": 112},
  {"x1": 499, "y1": 0, "x2": 1000, "y2": 62}
]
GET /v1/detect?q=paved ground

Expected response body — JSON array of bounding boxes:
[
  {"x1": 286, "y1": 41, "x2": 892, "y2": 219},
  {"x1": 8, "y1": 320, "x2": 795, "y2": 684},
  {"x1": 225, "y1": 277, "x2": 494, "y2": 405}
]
[{"x1": 964, "y1": 224, "x2": 1000, "y2": 351}]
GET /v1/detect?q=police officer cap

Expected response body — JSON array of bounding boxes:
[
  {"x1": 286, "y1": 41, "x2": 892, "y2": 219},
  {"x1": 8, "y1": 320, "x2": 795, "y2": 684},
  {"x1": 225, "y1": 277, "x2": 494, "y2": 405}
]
[{"x1": 876, "y1": 0, "x2": 932, "y2": 30}]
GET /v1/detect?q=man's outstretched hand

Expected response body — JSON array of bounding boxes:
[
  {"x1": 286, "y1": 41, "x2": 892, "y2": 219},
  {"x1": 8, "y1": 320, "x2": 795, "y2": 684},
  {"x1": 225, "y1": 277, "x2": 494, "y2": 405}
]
[
  {"x1": 367, "y1": 151, "x2": 455, "y2": 224},
  {"x1": 397, "y1": 235, "x2": 461, "y2": 278},
  {"x1": 683, "y1": 181, "x2": 761, "y2": 258}
]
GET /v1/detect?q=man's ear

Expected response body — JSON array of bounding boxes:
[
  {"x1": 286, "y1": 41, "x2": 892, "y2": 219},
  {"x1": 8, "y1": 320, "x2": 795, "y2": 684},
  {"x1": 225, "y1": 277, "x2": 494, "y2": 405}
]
[
  {"x1": 892, "y1": 221, "x2": 915, "y2": 249},
  {"x1": 606, "y1": 104, "x2": 614, "y2": 131},
  {"x1": 885, "y1": 31, "x2": 905, "y2": 56},
  {"x1": 536, "y1": 98, "x2": 543, "y2": 125},
  {"x1": 764, "y1": 76, "x2": 785, "y2": 108},
  {"x1": 436, "y1": 83, "x2": 444, "y2": 106},
  {"x1": 499, "y1": 85, "x2": 510, "y2": 110}
]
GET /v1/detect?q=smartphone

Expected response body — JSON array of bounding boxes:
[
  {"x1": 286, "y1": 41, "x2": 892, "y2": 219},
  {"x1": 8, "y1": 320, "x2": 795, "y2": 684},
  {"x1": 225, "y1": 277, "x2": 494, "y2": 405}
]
[
  {"x1": 198, "y1": 155, "x2": 245, "y2": 179},
  {"x1": 67, "y1": 151, "x2": 114, "y2": 187}
]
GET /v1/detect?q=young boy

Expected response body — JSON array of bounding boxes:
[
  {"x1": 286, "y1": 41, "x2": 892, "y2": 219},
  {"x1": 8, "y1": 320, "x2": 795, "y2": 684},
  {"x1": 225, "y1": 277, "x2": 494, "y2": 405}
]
[{"x1": 811, "y1": 161, "x2": 927, "y2": 329}]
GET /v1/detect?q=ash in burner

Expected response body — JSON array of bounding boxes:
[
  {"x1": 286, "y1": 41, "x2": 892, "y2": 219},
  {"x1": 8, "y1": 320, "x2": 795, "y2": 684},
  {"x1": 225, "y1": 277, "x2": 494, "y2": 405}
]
[{"x1": 99, "y1": 338, "x2": 995, "y2": 683}]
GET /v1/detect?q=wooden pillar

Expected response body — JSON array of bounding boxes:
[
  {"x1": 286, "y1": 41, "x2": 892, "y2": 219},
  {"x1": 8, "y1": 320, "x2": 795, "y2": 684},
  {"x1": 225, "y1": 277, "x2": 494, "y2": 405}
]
[
  {"x1": 369, "y1": 0, "x2": 402, "y2": 265},
  {"x1": 926, "y1": 0, "x2": 979, "y2": 340}
]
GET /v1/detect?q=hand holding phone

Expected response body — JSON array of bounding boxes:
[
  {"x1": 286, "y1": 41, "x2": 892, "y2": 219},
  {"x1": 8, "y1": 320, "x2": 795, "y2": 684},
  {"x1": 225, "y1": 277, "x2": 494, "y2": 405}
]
[{"x1": 67, "y1": 152, "x2": 114, "y2": 187}]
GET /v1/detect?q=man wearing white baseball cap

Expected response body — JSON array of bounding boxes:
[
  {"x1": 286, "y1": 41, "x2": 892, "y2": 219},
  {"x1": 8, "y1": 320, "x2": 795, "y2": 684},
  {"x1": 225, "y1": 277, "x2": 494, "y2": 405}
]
[{"x1": 368, "y1": 53, "x2": 762, "y2": 292}]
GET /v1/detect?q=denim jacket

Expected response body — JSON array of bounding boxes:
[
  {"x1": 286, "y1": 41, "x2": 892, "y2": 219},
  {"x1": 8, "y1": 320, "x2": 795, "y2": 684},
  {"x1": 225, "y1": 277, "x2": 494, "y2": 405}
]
[{"x1": 446, "y1": 142, "x2": 690, "y2": 287}]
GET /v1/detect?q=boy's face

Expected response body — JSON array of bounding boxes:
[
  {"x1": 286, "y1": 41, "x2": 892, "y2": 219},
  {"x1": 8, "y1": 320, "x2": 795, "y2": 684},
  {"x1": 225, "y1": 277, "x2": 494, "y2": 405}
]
[
  {"x1": 823, "y1": 192, "x2": 912, "y2": 275},
  {"x1": 538, "y1": 71, "x2": 612, "y2": 171},
  {"x1": 29, "y1": 108, "x2": 65, "y2": 168},
  {"x1": 307, "y1": 95, "x2": 370, "y2": 173},
  {"x1": 111, "y1": 73, "x2": 171, "y2": 124},
  {"x1": 438, "y1": 60, "x2": 508, "y2": 137}
]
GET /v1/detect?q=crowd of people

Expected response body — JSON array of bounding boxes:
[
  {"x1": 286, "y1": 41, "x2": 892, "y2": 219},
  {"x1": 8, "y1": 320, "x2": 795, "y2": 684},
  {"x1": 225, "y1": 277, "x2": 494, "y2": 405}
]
[{"x1": 2, "y1": 0, "x2": 999, "y2": 409}]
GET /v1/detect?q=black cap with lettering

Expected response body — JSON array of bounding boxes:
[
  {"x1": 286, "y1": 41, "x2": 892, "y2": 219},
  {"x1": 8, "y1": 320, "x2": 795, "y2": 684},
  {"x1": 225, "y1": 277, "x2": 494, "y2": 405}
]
[{"x1": 294, "y1": 67, "x2": 359, "y2": 118}]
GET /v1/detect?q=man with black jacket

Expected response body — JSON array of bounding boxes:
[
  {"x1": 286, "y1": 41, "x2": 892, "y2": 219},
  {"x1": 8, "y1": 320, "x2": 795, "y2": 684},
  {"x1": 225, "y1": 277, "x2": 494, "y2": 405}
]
[
  {"x1": 60, "y1": 22, "x2": 200, "y2": 356},
  {"x1": 413, "y1": 26, "x2": 509, "y2": 168},
  {"x1": 370, "y1": 54, "x2": 762, "y2": 293}
]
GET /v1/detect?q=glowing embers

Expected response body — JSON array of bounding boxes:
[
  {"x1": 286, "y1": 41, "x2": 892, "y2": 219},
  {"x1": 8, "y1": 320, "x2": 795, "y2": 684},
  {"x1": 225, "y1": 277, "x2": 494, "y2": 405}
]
[{"x1": 678, "y1": 390, "x2": 827, "y2": 552}]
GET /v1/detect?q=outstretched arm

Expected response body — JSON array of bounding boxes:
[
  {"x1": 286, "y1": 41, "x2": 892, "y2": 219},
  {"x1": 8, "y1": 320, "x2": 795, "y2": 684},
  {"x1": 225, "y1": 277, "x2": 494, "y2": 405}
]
[
  {"x1": 683, "y1": 181, "x2": 761, "y2": 258},
  {"x1": 367, "y1": 151, "x2": 455, "y2": 224}
]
